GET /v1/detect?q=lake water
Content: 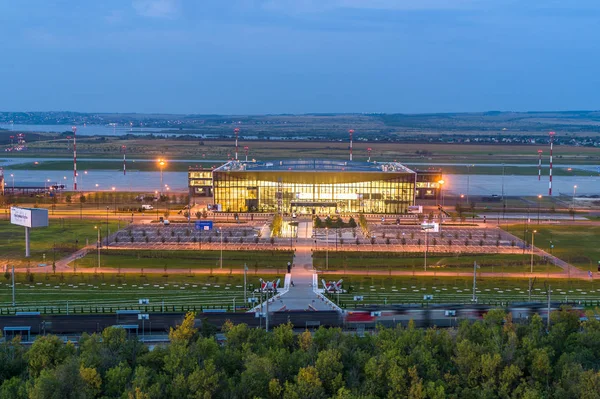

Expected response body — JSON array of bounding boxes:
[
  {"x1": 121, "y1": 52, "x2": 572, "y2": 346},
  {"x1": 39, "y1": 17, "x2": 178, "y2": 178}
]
[
  {"x1": 3, "y1": 166, "x2": 599, "y2": 196},
  {"x1": 0, "y1": 124, "x2": 183, "y2": 136}
]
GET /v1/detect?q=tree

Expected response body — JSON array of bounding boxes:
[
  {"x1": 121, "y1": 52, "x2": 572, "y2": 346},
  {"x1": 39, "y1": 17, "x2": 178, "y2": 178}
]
[
  {"x1": 26, "y1": 335, "x2": 73, "y2": 377},
  {"x1": 285, "y1": 366, "x2": 325, "y2": 399},
  {"x1": 169, "y1": 312, "x2": 197, "y2": 344},
  {"x1": 105, "y1": 362, "x2": 133, "y2": 397},
  {"x1": 79, "y1": 194, "x2": 86, "y2": 204},
  {"x1": 315, "y1": 349, "x2": 344, "y2": 395},
  {"x1": 65, "y1": 194, "x2": 72, "y2": 204}
]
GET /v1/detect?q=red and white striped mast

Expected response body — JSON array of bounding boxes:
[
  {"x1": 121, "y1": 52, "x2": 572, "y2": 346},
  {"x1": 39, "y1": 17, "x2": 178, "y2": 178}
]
[
  {"x1": 244, "y1": 146, "x2": 249, "y2": 162},
  {"x1": 367, "y1": 147, "x2": 372, "y2": 162},
  {"x1": 348, "y1": 129, "x2": 354, "y2": 161},
  {"x1": 122, "y1": 145, "x2": 127, "y2": 175},
  {"x1": 548, "y1": 131, "x2": 555, "y2": 196},
  {"x1": 234, "y1": 128, "x2": 240, "y2": 160},
  {"x1": 537, "y1": 149, "x2": 543, "y2": 181},
  {"x1": 72, "y1": 126, "x2": 77, "y2": 191}
]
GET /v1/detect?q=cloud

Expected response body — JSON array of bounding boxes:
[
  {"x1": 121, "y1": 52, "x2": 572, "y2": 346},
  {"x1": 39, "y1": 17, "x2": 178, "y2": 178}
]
[{"x1": 132, "y1": 0, "x2": 181, "y2": 18}]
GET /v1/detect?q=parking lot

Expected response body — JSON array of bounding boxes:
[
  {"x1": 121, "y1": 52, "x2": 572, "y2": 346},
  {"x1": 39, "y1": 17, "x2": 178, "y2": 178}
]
[
  {"x1": 313, "y1": 224, "x2": 525, "y2": 254},
  {"x1": 108, "y1": 223, "x2": 296, "y2": 250}
]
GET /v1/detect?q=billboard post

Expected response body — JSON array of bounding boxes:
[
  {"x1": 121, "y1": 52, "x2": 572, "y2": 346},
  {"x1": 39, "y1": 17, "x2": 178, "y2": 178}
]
[{"x1": 10, "y1": 207, "x2": 49, "y2": 257}]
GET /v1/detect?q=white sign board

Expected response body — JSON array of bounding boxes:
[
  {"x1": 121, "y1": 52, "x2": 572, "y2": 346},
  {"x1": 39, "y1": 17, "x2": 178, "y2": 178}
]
[
  {"x1": 10, "y1": 207, "x2": 49, "y2": 228},
  {"x1": 408, "y1": 205, "x2": 423, "y2": 214},
  {"x1": 421, "y1": 222, "x2": 439, "y2": 233}
]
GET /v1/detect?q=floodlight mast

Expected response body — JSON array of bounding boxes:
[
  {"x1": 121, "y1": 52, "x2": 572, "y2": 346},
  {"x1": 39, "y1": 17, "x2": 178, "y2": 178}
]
[
  {"x1": 234, "y1": 128, "x2": 240, "y2": 160},
  {"x1": 348, "y1": 129, "x2": 354, "y2": 161},
  {"x1": 72, "y1": 126, "x2": 77, "y2": 190},
  {"x1": 548, "y1": 131, "x2": 555, "y2": 196},
  {"x1": 537, "y1": 149, "x2": 543, "y2": 181}
]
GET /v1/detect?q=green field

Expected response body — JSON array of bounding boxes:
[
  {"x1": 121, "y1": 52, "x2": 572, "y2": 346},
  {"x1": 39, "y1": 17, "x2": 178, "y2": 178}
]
[
  {"x1": 0, "y1": 219, "x2": 120, "y2": 266},
  {"x1": 313, "y1": 251, "x2": 561, "y2": 273},
  {"x1": 323, "y1": 274, "x2": 600, "y2": 306},
  {"x1": 437, "y1": 164, "x2": 595, "y2": 177},
  {"x1": 75, "y1": 249, "x2": 293, "y2": 271},
  {"x1": 7, "y1": 159, "x2": 199, "y2": 172},
  {"x1": 501, "y1": 224, "x2": 600, "y2": 270},
  {"x1": 0, "y1": 272, "x2": 282, "y2": 314}
]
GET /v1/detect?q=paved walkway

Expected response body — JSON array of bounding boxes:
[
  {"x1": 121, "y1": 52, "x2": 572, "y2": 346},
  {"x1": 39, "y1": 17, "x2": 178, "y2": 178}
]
[{"x1": 272, "y1": 243, "x2": 332, "y2": 311}]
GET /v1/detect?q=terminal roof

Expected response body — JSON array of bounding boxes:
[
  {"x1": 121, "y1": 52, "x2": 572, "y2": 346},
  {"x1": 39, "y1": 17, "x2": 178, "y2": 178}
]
[{"x1": 213, "y1": 159, "x2": 415, "y2": 174}]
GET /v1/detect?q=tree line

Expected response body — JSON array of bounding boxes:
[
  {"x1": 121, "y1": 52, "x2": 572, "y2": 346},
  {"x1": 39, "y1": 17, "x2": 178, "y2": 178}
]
[{"x1": 1, "y1": 308, "x2": 600, "y2": 398}]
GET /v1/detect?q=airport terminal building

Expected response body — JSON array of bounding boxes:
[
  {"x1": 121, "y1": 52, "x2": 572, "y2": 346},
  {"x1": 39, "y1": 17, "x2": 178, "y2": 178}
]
[{"x1": 188, "y1": 159, "x2": 439, "y2": 214}]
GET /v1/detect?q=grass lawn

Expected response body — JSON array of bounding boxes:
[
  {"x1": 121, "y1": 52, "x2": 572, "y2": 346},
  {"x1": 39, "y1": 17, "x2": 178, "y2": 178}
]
[
  {"x1": 75, "y1": 250, "x2": 294, "y2": 271},
  {"x1": 313, "y1": 252, "x2": 562, "y2": 273},
  {"x1": 8, "y1": 159, "x2": 196, "y2": 172},
  {"x1": 501, "y1": 224, "x2": 600, "y2": 271},
  {"x1": 322, "y1": 274, "x2": 600, "y2": 306},
  {"x1": 0, "y1": 219, "x2": 120, "y2": 266},
  {"x1": 0, "y1": 272, "x2": 282, "y2": 314}
]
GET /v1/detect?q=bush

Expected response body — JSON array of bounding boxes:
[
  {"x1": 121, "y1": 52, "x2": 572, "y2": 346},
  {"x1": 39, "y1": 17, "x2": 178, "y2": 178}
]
[
  {"x1": 161, "y1": 237, "x2": 166, "y2": 243},
  {"x1": 401, "y1": 237, "x2": 406, "y2": 245},
  {"x1": 385, "y1": 238, "x2": 390, "y2": 245}
]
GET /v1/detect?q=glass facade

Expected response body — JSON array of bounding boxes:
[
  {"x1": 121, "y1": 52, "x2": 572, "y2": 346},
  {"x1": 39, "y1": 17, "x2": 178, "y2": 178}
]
[
  {"x1": 188, "y1": 168, "x2": 213, "y2": 197},
  {"x1": 213, "y1": 160, "x2": 416, "y2": 214}
]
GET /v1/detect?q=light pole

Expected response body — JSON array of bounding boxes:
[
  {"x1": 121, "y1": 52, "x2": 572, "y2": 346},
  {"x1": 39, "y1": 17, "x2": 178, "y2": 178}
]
[
  {"x1": 530, "y1": 230, "x2": 537, "y2": 274},
  {"x1": 106, "y1": 207, "x2": 109, "y2": 247},
  {"x1": 326, "y1": 227, "x2": 329, "y2": 271},
  {"x1": 220, "y1": 228, "x2": 223, "y2": 269},
  {"x1": 438, "y1": 179, "x2": 444, "y2": 232},
  {"x1": 112, "y1": 187, "x2": 117, "y2": 214},
  {"x1": 424, "y1": 228, "x2": 429, "y2": 271},
  {"x1": 466, "y1": 164, "x2": 473, "y2": 204},
  {"x1": 537, "y1": 194, "x2": 542, "y2": 224},
  {"x1": 572, "y1": 185, "x2": 577, "y2": 209},
  {"x1": 243, "y1": 263, "x2": 248, "y2": 306},
  {"x1": 158, "y1": 159, "x2": 166, "y2": 195},
  {"x1": 10, "y1": 173, "x2": 14, "y2": 192},
  {"x1": 94, "y1": 226, "x2": 100, "y2": 269},
  {"x1": 82, "y1": 170, "x2": 87, "y2": 191}
]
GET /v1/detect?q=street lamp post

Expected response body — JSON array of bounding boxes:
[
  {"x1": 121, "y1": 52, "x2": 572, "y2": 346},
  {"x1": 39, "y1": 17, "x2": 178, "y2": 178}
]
[
  {"x1": 466, "y1": 165, "x2": 473, "y2": 204},
  {"x1": 572, "y1": 185, "x2": 577, "y2": 209},
  {"x1": 10, "y1": 173, "x2": 14, "y2": 192},
  {"x1": 530, "y1": 230, "x2": 537, "y2": 274},
  {"x1": 537, "y1": 195, "x2": 542, "y2": 224},
  {"x1": 326, "y1": 227, "x2": 329, "y2": 271},
  {"x1": 94, "y1": 226, "x2": 100, "y2": 270},
  {"x1": 438, "y1": 179, "x2": 444, "y2": 232},
  {"x1": 158, "y1": 159, "x2": 166, "y2": 195},
  {"x1": 106, "y1": 207, "x2": 109, "y2": 247},
  {"x1": 220, "y1": 228, "x2": 223, "y2": 269},
  {"x1": 112, "y1": 187, "x2": 117, "y2": 214}
]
